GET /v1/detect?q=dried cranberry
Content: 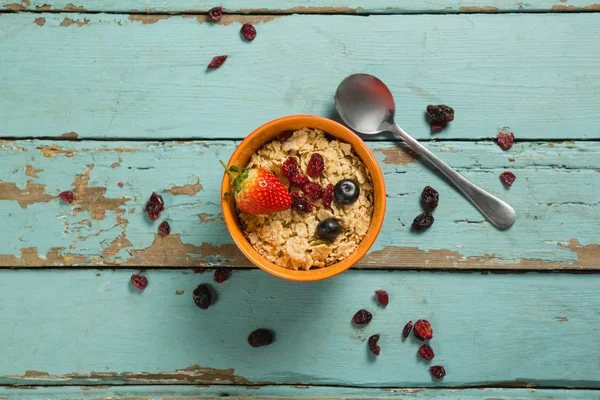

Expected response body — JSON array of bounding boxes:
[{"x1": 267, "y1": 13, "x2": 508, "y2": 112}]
[
  {"x1": 214, "y1": 269, "x2": 230, "y2": 283},
  {"x1": 418, "y1": 344, "x2": 435, "y2": 360},
  {"x1": 117, "y1": 182, "x2": 124, "y2": 188},
  {"x1": 497, "y1": 132, "x2": 515, "y2": 150},
  {"x1": 374, "y1": 290, "x2": 389, "y2": 306},
  {"x1": 240, "y1": 23, "x2": 256, "y2": 41},
  {"x1": 289, "y1": 173, "x2": 309, "y2": 188},
  {"x1": 278, "y1": 131, "x2": 293, "y2": 142},
  {"x1": 402, "y1": 321, "x2": 413, "y2": 339},
  {"x1": 59, "y1": 191, "x2": 74, "y2": 203},
  {"x1": 321, "y1": 183, "x2": 334, "y2": 209},
  {"x1": 352, "y1": 309, "x2": 372, "y2": 325},
  {"x1": 430, "y1": 365, "x2": 446, "y2": 379},
  {"x1": 414, "y1": 319, "x2": 433, "y2": 341},
  {"x1": 430, "y1": 121, "x2": 447, "y2": 132},
  {"x1": 426, "y1": 105, "x2": 454, "y2": 123},
  {"x1": 291, "y1": 192, "x2": 314, "y2": 213},
  {"x1": 421, "y1": 186, "x2": 439, "y2": 209},
  {"x1": 207, "y1": 55, "x2": 227, "y2": 69},
  {"x1": 193, "y1": 284, "x2": 211, "y2": 309},
  {"x1": 306, "y1": 153, "x2": 324, "y2": 177},
  {"x1": 248, "y1": 329, "x2": 273, "y2": 347},
  {"x1": 282, "y1": 157, "x2": 299, "y2": 178},
  {"x1": 208, "y1": 6, "x2": 223, "y2": 21},
  {"x1": 368, "y1": 334, "x2": 381, "y2": 355},
  {"x1": 500, "y1": 171, "x2": 516, "y2": 187},
  {"x1": 412, "y1": 212, "x2": 434, "y2": 231},
  {"x1": 158, "y1": 221, "x2": 170, "y2": 235},
  {"x1": 194, "y1": 267, "x2": 206, "y2": 274},
  {"x1": 131, "y1": 274, "x2": 148, "y2": 290},
  {"x1": 145, "y1": 192, "x2": 165, "y2": 221},
  {"x1": 302, "y1": 182, "x2": 323, "y2": 200}
]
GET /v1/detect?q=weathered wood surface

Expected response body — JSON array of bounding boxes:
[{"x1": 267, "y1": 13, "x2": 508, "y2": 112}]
[
  {"x1": 0, "y1": 270, "x2": 600, "y2": 388},
  {"x1": 1, "y1": 140, "x2": 598, "y2": 269},
  {"x1": 2, "y1": 386, "x2": 600, "y2": 400},
  {"x1": 0, "y1": 270, "x2": 597, "y2": 387},
  {"x1": 2, "y1": 0, "x2": 599, "y2": 13},
  {"x1": 0, "y1": 13, "x2": 599, "y2": 140}
]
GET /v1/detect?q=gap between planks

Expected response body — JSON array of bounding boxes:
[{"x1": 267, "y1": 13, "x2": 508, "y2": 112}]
[
  {"x1": 1, "y1": 136, "x2": 599, "y2": 143},
  {"x1": 1, "y1": 8, "x2": 600, "y2": 15},
  {"x1": 3, "y1": 267, "x2": 600, "y2": 275}
]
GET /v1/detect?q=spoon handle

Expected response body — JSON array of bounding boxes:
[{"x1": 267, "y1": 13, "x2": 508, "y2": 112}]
[{"x1": 391, "y1": 124, "x2": 516, "y2": 228}]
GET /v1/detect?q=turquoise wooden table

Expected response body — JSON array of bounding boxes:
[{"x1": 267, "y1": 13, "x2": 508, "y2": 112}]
[{"x1": 1, "y1": 1, "x2": 599, "y2": 399}]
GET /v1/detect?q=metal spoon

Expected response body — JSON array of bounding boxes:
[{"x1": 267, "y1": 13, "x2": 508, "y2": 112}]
[{"x1": 335, "y1": 73, "x2": 516, "y2": 228}]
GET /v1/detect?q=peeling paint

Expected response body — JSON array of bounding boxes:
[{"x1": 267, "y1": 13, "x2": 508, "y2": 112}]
[
  {"x1": 6, "y1": 365, "x2": 248, "y2": 384},
  {"x1": 361, "y1": 240, "x2": 600, "y2": 269},
  {"x1": 60, "y1": 17, "x2": 90, "y2": 27},
  {"x1": 0, "y1": 141, "x2": 26, "y2": 152},
  {"x1": 163, "y1": 177, "x2": 202, "y2": 196},
  {"x1": 0, "y1": 180, "x2": 53, "y2": 208},
  {"x1": 60, "y1": 132, "x2": 79, "y2": 139},
  {"x1": 198, "y1": 213, "x2": 222, "y2": 224},
  {"x1": 37, "y1": 145, "x2": 137, "y2": 158},
  {"x1": 63, "y1": 3, "x2": 85, "y2": 11},
  {"x1": 182, "y1": 14, "x2": 280, "y2": 25},
  {"x1": 33, "y1": 17, "x2": 45, "y2": 26},
  {"x1": 72, "y1": 164, "x2": 130, "y2": 220},
  {"x1": 21, "y1": 0, "x2": 29, "y2": 6},
  {"x1": 551, "y1": 3, "x2": 600, "y2": 9},
  {"x1": 89, "y1": 147, "x2": 139, "y2": 154},
  {"x1": 175, "y1": 290, "x2": 185, "y2": 295},
  {"x1": 0, "y1": 247, "x2": 99, "y2": 266},
  {"x1": 24, "y1": 165, "x2": 42, "y2": 178},
  {"x1": 35, "y1": 3, "x2": 51, "y2": 10},
  {"x1": 374, "y1": 147, "x2": 418, "y2": 165},
  {"x1": 382, "y1": 388, "x2": 426, "y2": 393},
  {"x1": 124, "y1": 234, "x2": 246, "y2": 267},
  {"x1": 3, "y1": 3, "x2": 26, "y2": 11},
  {"x1": 37, "y1": 145, "x2": 76, "y2": 158},
  {"x1": 128, "y1": 14, "x2": 171, "y2": 25},
  {"x1": 99, "y1": 213, "x2": 132, "y2": 258},
  {"x1": 459, "y1": 6, "x2": 501, "y2": 11},
  {"x1": 23, "y1": 371, "x2": 49, "y2": 378},
  {"x1": 558, "y1": 239, "x2": 600, "y2": 267}
]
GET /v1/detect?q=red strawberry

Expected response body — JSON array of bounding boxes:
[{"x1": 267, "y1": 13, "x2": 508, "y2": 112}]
[{"x1": 221, "y1": 161, "x2": 292, "y2": 214}]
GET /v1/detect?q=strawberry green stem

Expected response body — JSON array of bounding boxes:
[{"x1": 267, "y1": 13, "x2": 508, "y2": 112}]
[{"x1": 220, "y1": 160, "x2": 237, "y2": 181}]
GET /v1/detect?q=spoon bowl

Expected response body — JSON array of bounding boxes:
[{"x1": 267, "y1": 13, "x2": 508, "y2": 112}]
[
  {"x1": 335, "y1": 73, "x2": 516, "y2": 229},
  {"x1": 335, "y1": 74, "x2": 396, "y2": 134}
]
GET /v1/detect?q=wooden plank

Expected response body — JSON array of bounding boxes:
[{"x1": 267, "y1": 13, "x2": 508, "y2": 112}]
[
  {"x1": 0, "y1": 269, "x2": 597, "y2": 387},
  {"x1": 0, "y1": 13, "x2": 598, "y2": 140},
  {"x1": 2, "y1": 386, "x2": 600, "y2": 400},
  {"x1": 0, "y1": 139, "x2": 599, "y2": 269},
  {"x1": 2, "y1": 0, "x2": 600, "y2": 13}
]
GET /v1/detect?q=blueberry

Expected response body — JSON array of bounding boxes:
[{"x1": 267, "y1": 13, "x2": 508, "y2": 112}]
[
  {"x1": 316, "y1": 219, "x2": 342, "y2": 241},
  {"x1": 334, "y1": 179, "x2": 360, "y2": 205}
]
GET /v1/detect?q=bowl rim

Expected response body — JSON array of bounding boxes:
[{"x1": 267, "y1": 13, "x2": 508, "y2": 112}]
[{"x1": 221, "y1": 115, "x2": 386, "y2": 281}]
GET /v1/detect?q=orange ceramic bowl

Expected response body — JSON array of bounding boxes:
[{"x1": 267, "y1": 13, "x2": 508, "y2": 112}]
[{"x1": 221, "y1": 115, "x2": 386, "y2": 281}]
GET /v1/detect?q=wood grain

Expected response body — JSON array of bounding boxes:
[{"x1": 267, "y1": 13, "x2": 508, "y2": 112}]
[
  {"x1": 1, "y1": 386, "x2": 600, "y2": 400},
  {"x1": 1, "y1": 140, "x2": 598, "y2": 269},
  {"x1": 2, "y1": 0, "x2": 600, "y2": 13},
  {"x1": 0, "y1": 269, "x2": 597, "y2": 387},
  {"x1": 0, "y1": 13, "x2": 598, "y2": 140}
]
